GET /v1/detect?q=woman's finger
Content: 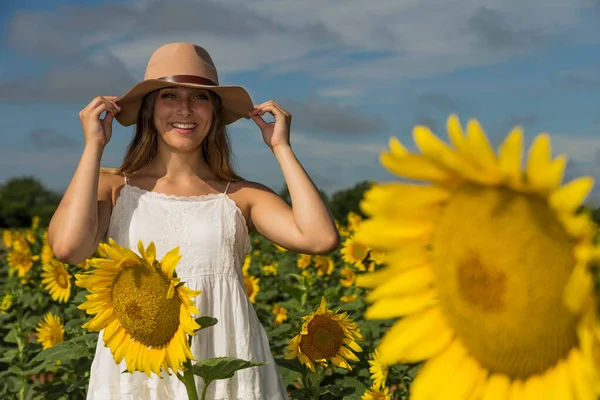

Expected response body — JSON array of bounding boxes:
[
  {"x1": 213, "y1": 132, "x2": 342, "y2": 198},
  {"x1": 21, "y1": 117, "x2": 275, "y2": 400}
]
[{"x1": 249, "y1": 112, "x2": 268, "y2": 129}]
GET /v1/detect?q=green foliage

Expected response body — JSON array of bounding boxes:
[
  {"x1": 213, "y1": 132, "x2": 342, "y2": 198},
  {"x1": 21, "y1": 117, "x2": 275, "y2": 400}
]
[
  {"x1": 327, "y1": 181, "x2": 373, "y2": 225},
  {"x1": 0, "y1": 177, "x2": 61, "y2": 228}
]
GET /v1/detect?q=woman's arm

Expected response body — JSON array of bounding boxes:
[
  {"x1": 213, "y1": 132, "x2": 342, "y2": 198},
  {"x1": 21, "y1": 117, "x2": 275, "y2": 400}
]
[
  {"x1": 48, "y1": 96, "x2": 121, "y2": 264},
  {"x1": 246, "y1": 101, "x2": 340, "y2": 255}
]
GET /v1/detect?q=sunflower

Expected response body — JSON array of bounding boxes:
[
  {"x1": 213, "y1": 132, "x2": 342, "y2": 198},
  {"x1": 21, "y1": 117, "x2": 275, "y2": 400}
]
[
  {"x1": 7, "y1": 245, "x2": 39, "y2": 278},
  {"x1": 244, "y1": 274, "x2": 260, "y2": 303},
  {"x1": 314, "y1": 256, "x2": 334, "y2": 276},
  {"x1": 36, "y1": 313, "x2": 64, "y2": 350},
  {"x1": 340, "y1": 294, "x2": 357, "y2": 303},
  {"x1": 272, "y1": 304, "x2": 288, "y2": 326},
  {"x1": 340, "y1": 266, "x2": 356, "y2": 287},
  {"x1": 262, "y1": 262, "x2": 279, "y2": 276},
  {"x1": 297, "y1": 254, "x2": 312, "y2": 270},
  {"x1": 285, "y1": 296, "x2": 362, "y2": 372},
  {"x1": 41, "y1": 259, "x2": 72, "y2": 303},
  {"x1": 362, "y1": 386, "x2": 391, "y2": 400},
  {"x1": 76, "y1": 238, "x2": 201, "y2": 376},
  {"x1": 347, "y1": 211, "x2": 363, "y2": 232},
  {"x1": 31, "y1": 216, "x2": 41, "y2": 230},
  {"x1": 3, "y1": 229, "x2": 13, "y2": 248},
  {"x1": 341, "y1": 236, "x2": 370, "y2": 268},
  {"x1": 1, "y1": 294, "x2": 13, "y2": 313},
  {"x1": 355, "y1": 115, "x2": 600, "y2": 398},
  {"x1": 368, "y1": 349, "x2": 389, "y2": 389}
]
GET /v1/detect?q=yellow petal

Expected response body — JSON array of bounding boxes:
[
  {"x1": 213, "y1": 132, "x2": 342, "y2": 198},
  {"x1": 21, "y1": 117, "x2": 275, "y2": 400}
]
[
  {"x1": 563, "y1": 262, "x2": 593, "y2": 314},
  {"x1": 447, "y1": 114, "x2": 468, "y2": 153},
  {"x1": 544, "y1": 360, "x2": 573, "y2": 400},
  {"x1": 498, "y1": 126, "x2": 523, "y2": 184},
  {"x1": 443, "y1": 356, "x2": 486, "y2": 400},
  {"x1": 365, "y1": 288, "x2": 437, "y2": 319},
  {"x1": 464, "y1": 119, "x2": 501, "y2": 176},
  {"x1": 145, "y1": 242, "x2": 156, "y2": 266},
  {"x1": 366, "y1": 265, "x2": 435, "y2": 302},
  {"x1": 354, "y1": 218, "x2": 433, "y2": 249},
  {"x1": 481, "y1": 374, "x2": 511, "y2": 400},
  {"x1": 160, "y1": 247, "x2": 181, "y2": 277},
  {"x1": 356, "y1": 256, "x2": 429, "y2": 289},
  {"x1": 550, "y1": 177, "x2": 594, "y2": 212},
  {"x1": 360, "y1": 183, "x2": 450, "y2": 217},
  {"x1": 566, "y1": 349, "x2": 597, "y2": 400},
  {"x1": 380, "y1": 153, "x2": 456, "y2": 184},
  {"x1": 526, "y1": 133, "x2": 552, "y2": 188},
  {"x1": 410, "y1": 339, "x2": 467, "y2": 400},
  {"x1": 377, "y1": 306, "x2": 453, "y2": 364},
  {"x1": 388, "y1": 137, "x2": 408, "y2": 157}
]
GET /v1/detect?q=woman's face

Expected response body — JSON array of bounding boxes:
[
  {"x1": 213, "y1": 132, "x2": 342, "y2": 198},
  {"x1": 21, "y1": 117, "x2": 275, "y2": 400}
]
[{"x1": 153, "y1": 86, "x2": 214, "y2": 152}]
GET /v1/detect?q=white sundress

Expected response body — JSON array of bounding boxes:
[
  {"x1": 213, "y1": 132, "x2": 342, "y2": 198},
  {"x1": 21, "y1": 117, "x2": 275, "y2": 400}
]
[{"x1": 86, "y1": 173, "x2": 289, "y2": 400}]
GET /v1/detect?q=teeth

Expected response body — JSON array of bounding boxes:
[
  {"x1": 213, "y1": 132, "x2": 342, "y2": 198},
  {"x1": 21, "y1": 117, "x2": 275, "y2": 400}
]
[{"x1": 172, "y1": 123, "x2": 196, "y2": 129}]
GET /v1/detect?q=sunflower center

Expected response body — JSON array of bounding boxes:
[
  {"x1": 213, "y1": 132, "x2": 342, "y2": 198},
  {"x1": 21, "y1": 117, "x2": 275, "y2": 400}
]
[
  {"x1": 299, "y1": 314, "x2": 344, "y2": 360},
  {"x1": 111, "y1": 264, "x2": 181, "y2": 348},
  {"x1": 56, "y1": 271, "x2": 69, "y2": 289},
  {"x1": 352, "y1": 244, "x2": 368, "y2": 261},
  {"x1": 431, "y1": 184, "x2": 578, "y2": 379}
]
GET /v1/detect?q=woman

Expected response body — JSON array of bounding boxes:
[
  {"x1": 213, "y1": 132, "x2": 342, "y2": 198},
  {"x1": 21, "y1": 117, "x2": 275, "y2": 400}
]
[{"x1": 48, "y1": 42, "x2": 339, "y2": 399}]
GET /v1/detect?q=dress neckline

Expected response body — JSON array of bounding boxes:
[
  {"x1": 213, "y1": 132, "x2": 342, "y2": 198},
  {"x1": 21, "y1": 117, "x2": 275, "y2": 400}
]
[
  {"x1": 120, "y1": 183, "x2": 251, "y2": 234},
  {"x1": 124, "y1": 182, "x2": 229, "y2": 202}
]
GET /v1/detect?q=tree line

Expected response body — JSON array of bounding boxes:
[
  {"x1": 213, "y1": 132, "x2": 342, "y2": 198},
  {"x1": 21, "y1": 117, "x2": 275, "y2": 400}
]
[{"x1": 0, "y1": 176, "x2": 372, "y2": 229}]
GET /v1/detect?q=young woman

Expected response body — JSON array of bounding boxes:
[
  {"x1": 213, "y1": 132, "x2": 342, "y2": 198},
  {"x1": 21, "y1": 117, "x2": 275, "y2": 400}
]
[{"x1": 48, "y1": 42, "x2": 339, "y2": 399}]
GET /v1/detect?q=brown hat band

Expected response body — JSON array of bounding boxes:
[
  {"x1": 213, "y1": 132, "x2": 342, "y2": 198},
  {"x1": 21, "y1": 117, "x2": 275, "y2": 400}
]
[{"x1": 158, "y1": 75, "x2": 218, "y2": 86}]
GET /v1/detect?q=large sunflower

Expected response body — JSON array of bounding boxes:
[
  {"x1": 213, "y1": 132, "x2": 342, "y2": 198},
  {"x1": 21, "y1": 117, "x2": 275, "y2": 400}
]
[
  {"x1": 41, "y1": 259, "x2": 72, "y2": 303},
  {"x1": 76, "y1": 238, "x2": 201, "y2": 376},
  {"x1": 285, "y1": 297, "x2": 362, "y2": 372},
  {"x1": 36, "y1": 313, "x2": 64, "y2": 350},
  {"x1": 355, "y1": 115, "x2": 600, "y2": 399}
]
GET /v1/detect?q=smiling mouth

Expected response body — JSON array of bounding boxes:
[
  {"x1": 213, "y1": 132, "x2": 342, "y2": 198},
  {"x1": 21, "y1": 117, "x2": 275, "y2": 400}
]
[{"x1": 171, "y1": 122, "x2": 198, "y2": 129}]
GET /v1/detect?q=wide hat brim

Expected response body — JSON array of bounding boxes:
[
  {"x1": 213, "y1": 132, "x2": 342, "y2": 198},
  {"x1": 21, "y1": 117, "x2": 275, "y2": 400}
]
[{"x1": 114, "y1": 79, "x2": 254, "y2": 126}]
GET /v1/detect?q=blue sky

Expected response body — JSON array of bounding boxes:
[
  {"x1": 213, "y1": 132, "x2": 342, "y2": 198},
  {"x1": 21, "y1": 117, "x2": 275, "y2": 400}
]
[{"x1": 1, "y1": 0, "x2": 600, "y2": 203}]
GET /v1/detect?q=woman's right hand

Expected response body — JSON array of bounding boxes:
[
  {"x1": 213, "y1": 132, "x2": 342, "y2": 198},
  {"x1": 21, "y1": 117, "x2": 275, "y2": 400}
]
[{"x1": 79, "y1": 96, "x2": 121, "y2": 148}]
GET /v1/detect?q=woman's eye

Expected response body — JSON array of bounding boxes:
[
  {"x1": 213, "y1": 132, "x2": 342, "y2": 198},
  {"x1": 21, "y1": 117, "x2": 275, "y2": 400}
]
[{"x1": 161, "y1": 93, "x2": 175, "y2": 99}]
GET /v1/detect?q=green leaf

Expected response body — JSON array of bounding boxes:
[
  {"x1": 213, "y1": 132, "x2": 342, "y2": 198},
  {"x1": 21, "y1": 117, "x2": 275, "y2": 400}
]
[
  {"x1": 72, "y1": 290, "x2": 88, "y2": 305},
  {"x1": 194, "y1": 316, "x2": 218, "y2": 331},
  {"x1": 289, "y1": 388, "x2": 316, "y2": 399},
  {"x1": 267, "y1": 323, "x2": 291, "y2": 339},
  {"x1": 191, "y1": 357, "x2": 267, "y2": 382},
  {"x1": 274, "y1": 357, "x2": 303, "y2": 374},
  {"x1": 324, "y1": 384, "x2": 356, "y2": 396},
  {"x1": 4, "y1": 328, "x2": 18, "y2": 343},
  {"x1": 64, "y1": 319, "x2": 86, "y2": 334},
  {"x1": 32, "y1": 334, "x2": 98, "y2": 363}
]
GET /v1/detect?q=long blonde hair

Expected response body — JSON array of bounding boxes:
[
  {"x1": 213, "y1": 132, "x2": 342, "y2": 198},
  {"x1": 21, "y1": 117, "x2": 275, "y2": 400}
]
[{"x1": 101, "y1": 89, "x2": 242, "y2": 181}]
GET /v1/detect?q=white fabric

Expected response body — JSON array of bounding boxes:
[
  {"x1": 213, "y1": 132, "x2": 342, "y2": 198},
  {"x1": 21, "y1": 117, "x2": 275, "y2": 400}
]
[{"x1": 86, "y1": 175, "x2": 289, "y2": 399}]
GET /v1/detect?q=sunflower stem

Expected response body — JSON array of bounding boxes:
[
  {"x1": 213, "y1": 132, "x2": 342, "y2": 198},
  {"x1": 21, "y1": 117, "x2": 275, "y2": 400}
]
[{"x1": 180, "y1": 359, "x2": 199, "y2": 400}]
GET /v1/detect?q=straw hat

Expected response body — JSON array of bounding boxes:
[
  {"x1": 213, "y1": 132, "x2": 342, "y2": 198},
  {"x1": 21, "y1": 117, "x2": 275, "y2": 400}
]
[{"x1": 115, "y1": 42, "x2": 254, "y2": 126}]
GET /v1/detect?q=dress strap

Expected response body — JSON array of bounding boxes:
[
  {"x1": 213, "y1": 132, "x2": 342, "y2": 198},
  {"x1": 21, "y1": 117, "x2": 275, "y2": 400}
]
[
  {"x1": 123, "y1": 172, "x2": 129, "y2": 185},
  {"x1": 223, "y1": 181, "x2": 231, "y2": 194}
]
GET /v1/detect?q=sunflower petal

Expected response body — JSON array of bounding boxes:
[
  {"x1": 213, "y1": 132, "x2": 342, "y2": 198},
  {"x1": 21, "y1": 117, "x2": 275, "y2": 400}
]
[
  {"x1": 365, "y1": 288, "x2": 437, "y2": 319},
  {"x1": 549, "y1": 177, "x2": 594, "y2": 213},
  {"x1": 498, "y1": 126, "x2": 523, "y2": 184},
  {"x1": 480, "y1": 373, "x2": 511, "y2": 400},
  {"x1": 377, "y1": 306, "x2": 454, "y2": 364},
  {"x1": 380, "y1": 153, "x2": 456, "y2": 184},
  {"x1": 410, "y1": 339, "x2": 466, "y2": 400}
]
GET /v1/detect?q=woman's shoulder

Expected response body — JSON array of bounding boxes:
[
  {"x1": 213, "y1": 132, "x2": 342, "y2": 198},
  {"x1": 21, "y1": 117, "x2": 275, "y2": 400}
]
[{"x1": 99, "y1": 168, "x2": 126, "y2": 207}]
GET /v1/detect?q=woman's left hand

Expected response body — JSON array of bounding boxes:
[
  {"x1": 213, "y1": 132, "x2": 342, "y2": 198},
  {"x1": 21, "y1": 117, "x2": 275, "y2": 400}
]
[{"x1": 249, "y1": 100, "x2": 292, "y2": 150}]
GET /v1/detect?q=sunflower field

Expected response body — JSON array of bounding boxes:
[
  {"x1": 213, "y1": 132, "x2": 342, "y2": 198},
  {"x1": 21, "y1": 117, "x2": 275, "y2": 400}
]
[
  {"x1": 2, "y1": 114, "x2": 600, "y2": 400},
  {"x1": 0, "y1": 212, "x2": 410, "y2": 400}
]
